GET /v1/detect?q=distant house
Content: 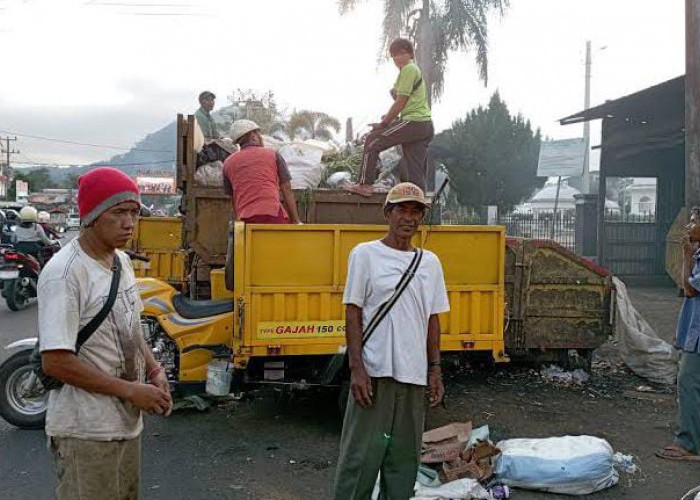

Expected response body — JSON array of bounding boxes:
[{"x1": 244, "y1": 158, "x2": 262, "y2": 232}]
[
  {"x1": 518, "y1": 180, "x2": 621, "y2": 215},
  {"x1": 625, "y1": 178, "x2": 657, "y2": 215}
]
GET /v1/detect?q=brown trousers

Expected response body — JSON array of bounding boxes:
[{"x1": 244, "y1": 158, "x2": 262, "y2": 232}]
[
  {"x1": 50, "y1": 436, "x2": 141, "y2": 500},
  {"x1": 360, "y1": 120, "x2": 434, "y2": 190}
]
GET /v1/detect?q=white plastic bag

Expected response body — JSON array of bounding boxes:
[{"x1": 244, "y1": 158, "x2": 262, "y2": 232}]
[
  {"x1": 194, "y1": 161, "x2": 224, "y2": 187},
  {"x1": 494, "y1": 436, "x2": 619, "y2": 495},
  {"x1": 412, "y1": 478, "x2": 492, "y2": 499},
  {"x1": 613, "y1": 277, "x2": 679, "y2": 385},
  {"x1": 278, "y1": 142, "x2": 325, "y2": 189}
]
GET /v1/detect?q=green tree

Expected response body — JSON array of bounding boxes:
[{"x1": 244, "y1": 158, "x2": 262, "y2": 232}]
[
  {"x1": 8, "y1": 168, "x2": 57, "y2": 199},
  {"x1": 431, "y1": 92, "x2": 543, "y2": 211},
  {"x1": 270, "y1": 110, "x2": 342, "y2": 141},
  {"x1": 61, "y1": 173, "x2": 80, "y2": 189},
  {"x1": 339, "y1": 0, "x2": 508, "y2": 102}
]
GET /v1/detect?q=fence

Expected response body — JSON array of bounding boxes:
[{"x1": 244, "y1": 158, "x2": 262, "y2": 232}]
[{"x1": 441, "y1": 208, "x2": 577, "y2": 251}]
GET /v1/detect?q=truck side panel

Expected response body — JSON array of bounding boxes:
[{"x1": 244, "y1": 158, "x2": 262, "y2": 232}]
[{"x1": 233, "y1": 224, "x2": 506, "y2": 363}]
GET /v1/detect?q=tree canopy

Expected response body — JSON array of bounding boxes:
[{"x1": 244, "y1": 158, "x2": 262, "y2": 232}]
[
  {"x1": 431, "y1": 92, "x2": 544, "y2": 210},
  {"x1": 271, "y1": 110, "x2": 341, "y2": 141}
]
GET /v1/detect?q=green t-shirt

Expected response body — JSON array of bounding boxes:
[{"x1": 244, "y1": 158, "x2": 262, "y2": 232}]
[{"x1": 394, "y1": 61, "x2": 431, "y2": 122}]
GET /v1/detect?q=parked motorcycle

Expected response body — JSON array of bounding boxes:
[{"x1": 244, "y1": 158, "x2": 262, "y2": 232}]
[{"x1": 0, "y1": 241, "x2": 60, "y2": 311}]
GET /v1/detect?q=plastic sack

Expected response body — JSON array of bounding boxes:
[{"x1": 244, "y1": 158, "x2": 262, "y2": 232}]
[
  {"x1": 412, "y1": 478, "x2": 492, "y2": 499},
  {"x1": 194, "y1": 161, "x2": 224, "y2": 187},
  {"x1": 613, "y1": 277, "x2": 679, "y2": 385},
  {"x1": 279, "y1": 142, "x2": 325, "y2": 189},
  {"x1": 494, "y1": 436, "x2": 619, "y2": 495}
]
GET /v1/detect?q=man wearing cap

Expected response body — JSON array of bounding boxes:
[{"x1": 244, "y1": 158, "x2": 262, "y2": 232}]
[
  {"x1": 39, "y1": 167, "x2": 172, "y2": 499},
  {"x1": 222, "y1": 119, "x2": 301, "y2": 224},
  {"x1": 333, "y1": 182, "x2": 450, "y2": 499},
  {"x1": 194, "y1": 90, "x2": 220, "y2": 139}
]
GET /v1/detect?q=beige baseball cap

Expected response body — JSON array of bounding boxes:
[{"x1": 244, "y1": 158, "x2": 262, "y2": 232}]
[{"x1": 384, "y1": 182, "x2": 428, "y2": 207}]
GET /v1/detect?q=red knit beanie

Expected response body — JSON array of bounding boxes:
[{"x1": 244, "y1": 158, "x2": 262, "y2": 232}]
[{"x1": 78, "y1": 167, "x2": 140, "y2": 226}]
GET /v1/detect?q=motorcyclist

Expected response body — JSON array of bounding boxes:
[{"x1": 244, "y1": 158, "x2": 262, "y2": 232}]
[
  {"x1": 11, "y1": 206, "x2": 57, "y2": 264},
  {"x1": 37, "y1": 211, "x2": 61, "y2": 240}
]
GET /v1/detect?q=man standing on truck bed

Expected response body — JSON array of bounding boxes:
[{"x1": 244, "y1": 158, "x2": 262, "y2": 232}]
[
  {"x1": 194, "y1": 90, "x2": 220, "y2": 139},
  {"x1": 348, "y1": 38, "x2": 434, "y2": 196},
  {"x1": 222, "y1": 119, "x2": 301, "y2": 224},
  {"x1": 333, "y1": 182, "x2": 449, "y2": 499}
]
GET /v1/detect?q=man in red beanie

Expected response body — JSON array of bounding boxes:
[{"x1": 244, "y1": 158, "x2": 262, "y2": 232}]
[{"x1": 38, "y1": 167, "x2": 172, "y2": 500}]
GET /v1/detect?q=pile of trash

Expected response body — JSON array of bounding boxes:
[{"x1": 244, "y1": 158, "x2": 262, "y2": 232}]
[{"x1": 372, "y1": 420, "x2": 635, "y2": 499}]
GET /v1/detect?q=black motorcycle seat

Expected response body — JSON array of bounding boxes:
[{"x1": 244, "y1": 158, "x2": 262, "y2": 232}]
[{"x1": 171, "y1": 294, "x2": 234, "y2": 319}]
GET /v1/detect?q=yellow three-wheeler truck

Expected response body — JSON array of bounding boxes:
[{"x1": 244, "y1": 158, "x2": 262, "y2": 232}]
[{"x1": 136, "y1": 222, "x2": 507, "y2": 397}]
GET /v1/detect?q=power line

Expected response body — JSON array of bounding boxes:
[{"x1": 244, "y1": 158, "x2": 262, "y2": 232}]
[{"x1": 0, "y1": 130, "x2": 174, "y2": 153}]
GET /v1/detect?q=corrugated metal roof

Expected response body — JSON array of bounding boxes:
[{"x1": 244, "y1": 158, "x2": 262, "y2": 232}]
[{"x1": 560, "y1": 76, "x2": 684, "y2": 125}]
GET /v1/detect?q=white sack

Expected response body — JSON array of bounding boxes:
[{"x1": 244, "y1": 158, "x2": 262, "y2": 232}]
[
  {"x1": 279, "y1": 142, "x2": 325, "y2": 190},
  {"x1": 494, "y1": 435, "x2": 619, "y2": 495},
  {"x1": 613, "y1": 277, "x2": 679, "y2": 385},
  {"x1": 194, "y1": 161, "x2": 223, "y2": 187},
  {"x1": 412, "y1": 478, "x2": 492, "y2": 500}
]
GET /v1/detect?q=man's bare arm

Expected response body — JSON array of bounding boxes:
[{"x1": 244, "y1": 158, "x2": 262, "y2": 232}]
[
  {"x1": 280, "y1": 181, "x2": 302, "y2": 224},
  {"x1": 42, "y1": 350, "x2": 170, "y2": 414},
  {"x1": 379, "y1": 95, "x2": 409, "y2": 128},
  {"x1": 346, "y1": 304, "x2": 373, "y2": 407}
]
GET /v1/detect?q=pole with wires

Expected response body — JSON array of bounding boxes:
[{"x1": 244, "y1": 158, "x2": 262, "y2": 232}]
[{"x1": 0, "y1": 136, "x2": 19, "y2": 200}]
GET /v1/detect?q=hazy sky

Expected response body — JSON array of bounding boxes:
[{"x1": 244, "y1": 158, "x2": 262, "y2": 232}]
[{"x1": 0, "y1": 0, "x2": 685, "y2": 167}]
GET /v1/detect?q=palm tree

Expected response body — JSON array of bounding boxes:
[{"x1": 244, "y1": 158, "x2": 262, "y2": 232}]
[
  {"x1": 289, "y1": 111, "x2": 342, "y2": 141},
  {"x1": 339, "y1": 0, "x2": 508, "y2": 103}
]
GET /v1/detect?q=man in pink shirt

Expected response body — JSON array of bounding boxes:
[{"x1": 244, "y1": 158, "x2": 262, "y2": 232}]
[{"x1": 222, "y1": 120, "x2": 301, "y2": 224}]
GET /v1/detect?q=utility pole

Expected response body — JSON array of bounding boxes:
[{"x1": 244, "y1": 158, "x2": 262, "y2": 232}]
[
  {"x1": 0, "y1": 136, "x2": 19, "y2": 201},
  {"x1": 582, "y1": 40, "x2": 592, "y2": 195},
  {"x1": 686, "y1": 0, "x2": 700, "y2": 209}
]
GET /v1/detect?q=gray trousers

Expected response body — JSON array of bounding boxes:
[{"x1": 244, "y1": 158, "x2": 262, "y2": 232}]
[
  {"x1": 333, "y1": 378, "x2": 425, "y2": 500},
  {"x1": 675, "y1": 351, "x2": 700, "y2": 453},
  {"x1": 360, "y1": 120, "x2": 434, "y2": 190}
]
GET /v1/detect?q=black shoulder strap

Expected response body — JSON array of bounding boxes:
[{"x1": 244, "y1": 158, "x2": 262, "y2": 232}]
[
  {"x1": 75, "y1": 254, "x2": 122, "y2": 351},
  {"x1": 361, "y1": 248, "x2": 424, "y2": 346},
  {"x1": 412, "y1": 76, "x2": 423, "y2": 94}
]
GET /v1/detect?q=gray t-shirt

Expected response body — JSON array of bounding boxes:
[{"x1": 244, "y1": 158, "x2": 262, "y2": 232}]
[{"x1": 38, "y1": 240, "x2": 144, "y2": 441}]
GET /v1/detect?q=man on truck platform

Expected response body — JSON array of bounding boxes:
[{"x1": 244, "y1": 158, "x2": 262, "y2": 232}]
[
  {"x1": 222, "y1": 119, "x2": 302, "y2": 224},
  {"x1": 348, "y1": 38, "x2": 434, "y2": 196},
  {"x1": 194, "y1": 90, "x2": 220, "y2": 140},
  {"x1": 333, "y1": 182, "x2": 449, "y2": 499}
]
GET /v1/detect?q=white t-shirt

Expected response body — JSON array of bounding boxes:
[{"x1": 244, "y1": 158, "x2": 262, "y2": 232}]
[
  {"x1": 343, "y1": 240, "x2": 450, "y2": 386},
  {"x1": 38, "y1": 239, "x2": 144, "y2": 441}
]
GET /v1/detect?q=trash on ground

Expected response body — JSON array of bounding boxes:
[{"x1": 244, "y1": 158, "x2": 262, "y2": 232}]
[
  {"x1": 494, "y1": 435, "x2": 619, "y2": 495},
  {"x1": 540, "y1": 365, "x2": 590, "y2": 386},
  {"x1": 411, "y1": 478, "x2": 492, "y2": 499},
  {"x1": 421, "y1": 422, "x2": 473, "y2": 464},
  {"x1": 171, "y1": 395, "x2": 211, "y2": 412},
  {"x1": 612, "y1": 452, "x2": 639, "y2": 474},
  {"x1": 489, "y1": 484, "x2": 511, "y2": 499},
  {"x1": 613, "y1": 277, "x2": 679, "y2": 385}
]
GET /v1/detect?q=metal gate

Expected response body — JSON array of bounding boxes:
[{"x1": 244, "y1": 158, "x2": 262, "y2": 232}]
[{"x1": 600, "y1": 213, "x2": 662, "y2": 276}]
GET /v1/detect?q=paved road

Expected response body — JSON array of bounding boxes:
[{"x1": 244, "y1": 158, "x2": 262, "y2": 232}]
[{"x1": 1, "y1": 275, "x2": 698, "y2": 499}]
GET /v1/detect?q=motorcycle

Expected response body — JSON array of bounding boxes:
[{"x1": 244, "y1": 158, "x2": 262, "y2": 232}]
[
  {"x1": 0, "y1": 240, "x2": 60, "y2": 311},
  {"x1": 0, "y1": 272, "x2": 234, "y2": 429}
]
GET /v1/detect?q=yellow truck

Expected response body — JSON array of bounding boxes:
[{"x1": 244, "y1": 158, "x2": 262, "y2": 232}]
[{"x1": 137, "y1": 222, "x2": 507, "y2": 395}]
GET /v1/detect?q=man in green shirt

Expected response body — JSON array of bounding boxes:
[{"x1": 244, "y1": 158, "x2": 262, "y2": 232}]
[
  {"x1": 349, "y1": 38, "x2": 434, "y2": 196},
  {"x1": 194, "y1": 90, "x2": 220, "y2": 139}
]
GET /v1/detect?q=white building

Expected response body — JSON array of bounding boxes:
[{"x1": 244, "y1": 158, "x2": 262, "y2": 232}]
[
  {"x1": 516, "y1": 179, "x2": 621, "y2": 215},
  {"x1": 625, "y1": 177, "x2": 657, "y2": 215}
]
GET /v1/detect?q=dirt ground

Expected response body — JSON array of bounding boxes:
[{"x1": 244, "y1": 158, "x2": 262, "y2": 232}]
[{"x1": 2, "y1": 284, "x2": 698, "y2": 499}]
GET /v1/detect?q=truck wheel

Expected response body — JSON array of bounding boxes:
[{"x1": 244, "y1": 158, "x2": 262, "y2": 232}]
[
  {"x1": 5, "y1": 280, "x2": 29, "y2": 312},
  {"x1": 0, "y1": 350, "x2": 48, "y2": 429}
]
